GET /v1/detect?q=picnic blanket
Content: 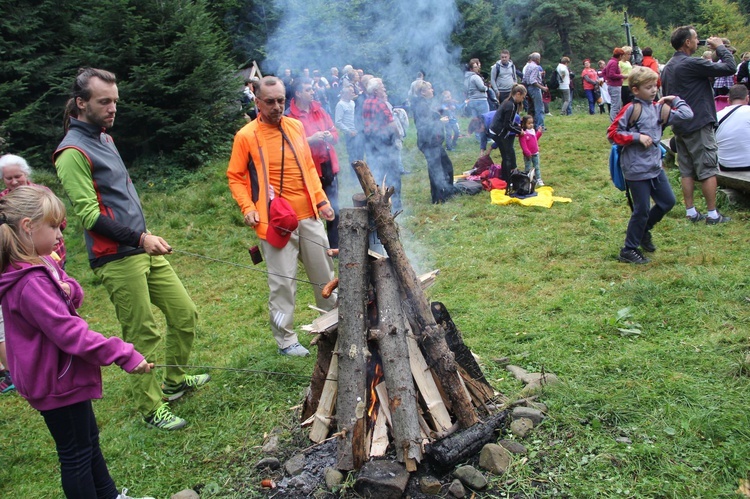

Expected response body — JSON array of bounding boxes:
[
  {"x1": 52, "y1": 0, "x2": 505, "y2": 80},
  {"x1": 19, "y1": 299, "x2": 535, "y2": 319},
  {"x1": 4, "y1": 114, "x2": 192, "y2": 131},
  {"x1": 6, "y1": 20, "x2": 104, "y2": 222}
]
[{"x1": 490, "y1": 185, "x2": 571, "y2": 208}]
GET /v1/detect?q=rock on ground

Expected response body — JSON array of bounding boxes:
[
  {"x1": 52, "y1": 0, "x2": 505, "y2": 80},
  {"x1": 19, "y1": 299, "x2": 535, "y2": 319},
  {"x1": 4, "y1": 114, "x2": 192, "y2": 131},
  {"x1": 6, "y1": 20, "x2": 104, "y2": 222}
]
[
  {"x1": 510, "y1": 418, "x2": 534, "y2": 438},
  {"x1": 453, "y1": 465, "x2": 487, "y2": 491},
  {"x1": 479, "y1": 443, "x2": 511, "y2": 475},
  {"x1": 511, "y1": 406, "x2": 545, "y2": 426},
  {"x1": 449, "y1": 479, "x2": 466, "y2": 498},
  {"x1": 284, "y1": 453, "x2": 306, "y2": 476},
  {"x1": 353, "y1": 460, "x2": 409, "y2": 499},
  {"x1": 170, "y1": 490, "x2": 199, "y2": 499},
  {"x1": 419, "y1": 475, "x2": 442, "y2": 495}
]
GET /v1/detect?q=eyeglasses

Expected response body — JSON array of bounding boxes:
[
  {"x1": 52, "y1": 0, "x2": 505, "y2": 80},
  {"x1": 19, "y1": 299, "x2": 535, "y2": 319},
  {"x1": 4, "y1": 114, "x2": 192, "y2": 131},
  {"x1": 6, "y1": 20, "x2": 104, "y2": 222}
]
[{"x1": 262, "y1": 98, "x2": 285, "y2": 105}]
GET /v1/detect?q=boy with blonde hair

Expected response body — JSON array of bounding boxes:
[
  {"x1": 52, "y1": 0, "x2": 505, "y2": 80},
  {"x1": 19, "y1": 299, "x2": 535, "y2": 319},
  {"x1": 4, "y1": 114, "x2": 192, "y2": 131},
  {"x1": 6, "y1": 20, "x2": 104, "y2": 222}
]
[{"x1": 607, "y1": 66, "x2": 693, "y2": 264}]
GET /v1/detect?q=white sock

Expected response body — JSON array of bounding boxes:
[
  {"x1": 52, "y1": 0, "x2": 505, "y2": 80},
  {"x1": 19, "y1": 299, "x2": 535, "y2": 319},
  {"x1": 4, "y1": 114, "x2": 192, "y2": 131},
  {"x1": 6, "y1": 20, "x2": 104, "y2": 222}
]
[
  {"x1": 686, "y1": 207, "x2": 697, "y2": 217},
  {"x1": 708, "y1": 210, "x2": 719, "y2": 219}
]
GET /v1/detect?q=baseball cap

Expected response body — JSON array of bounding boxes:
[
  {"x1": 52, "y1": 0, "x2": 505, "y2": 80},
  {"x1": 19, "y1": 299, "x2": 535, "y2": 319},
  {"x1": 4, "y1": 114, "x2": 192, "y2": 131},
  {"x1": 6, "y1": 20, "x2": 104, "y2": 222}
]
[{"x1": 266, "y1": 197, "x2": 298, "y2": 249}]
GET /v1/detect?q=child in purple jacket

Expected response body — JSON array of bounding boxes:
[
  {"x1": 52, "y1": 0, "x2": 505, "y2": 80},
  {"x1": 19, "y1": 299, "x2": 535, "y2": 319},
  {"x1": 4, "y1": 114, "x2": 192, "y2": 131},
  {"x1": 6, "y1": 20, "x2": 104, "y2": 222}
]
[{"x1": 0, "y1": 186, "x2": 154, "y2": 499}]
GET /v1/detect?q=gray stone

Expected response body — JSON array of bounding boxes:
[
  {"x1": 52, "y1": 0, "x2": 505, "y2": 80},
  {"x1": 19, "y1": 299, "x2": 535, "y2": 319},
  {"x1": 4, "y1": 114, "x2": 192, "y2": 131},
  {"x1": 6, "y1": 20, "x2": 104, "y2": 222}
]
[
  {"x1": 616, "y1": 436, "x2": 633, "y2": 445},
  {"x1": 479, "y1": 443, "x2": 511, "y2": 475},
  {"x1": 353, "y1": 460, "x2": 409, "y2": 499},
  {"x1": 256, "y1": 457, "x2": 281, "y2": 471},
  {"x1": 449, "y1": 479, "x2": 466, "y2": 498},
  {"x1": 453, "y1": 465, "x2": 487, "y2": 491},
  {"x1": 284, "y1": 453, "x2": 306, "y2": 476},
  {"x1": 511, "y1": 406, "x2": 545, "y2": 426},
  {"x1": 419, "y1": 475, "x2": 442, "y2": 495},
  {"x1": 510, "y1": 417, "x2": 534, "y2": 438},
  {"x1": 527, "y1": 401, "x2": 549, "y2": 413},
  {"x1": 325, "y1": 467, "x2": 344, "y2": 491},
  {"x1": 262, "y1": 433, "x2": 280, "y2": 454},
  {"x1": 170, "y1": 490, "x2": 199, "y2": 499},
  {"x1": 499, "y1": 439, "x2": 527, "y2": 455}
]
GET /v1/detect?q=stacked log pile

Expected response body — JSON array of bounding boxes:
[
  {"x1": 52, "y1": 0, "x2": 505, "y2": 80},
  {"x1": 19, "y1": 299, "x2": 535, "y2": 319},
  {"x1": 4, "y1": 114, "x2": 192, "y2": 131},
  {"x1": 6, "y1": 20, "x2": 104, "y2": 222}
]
[{"x1": 300, "y1": 160, "x2": 507, "y2": 472}]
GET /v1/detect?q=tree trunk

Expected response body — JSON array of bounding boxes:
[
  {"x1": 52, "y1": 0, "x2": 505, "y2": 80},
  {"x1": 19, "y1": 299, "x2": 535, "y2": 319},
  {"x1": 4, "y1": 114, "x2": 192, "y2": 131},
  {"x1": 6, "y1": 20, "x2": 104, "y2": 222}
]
[
  {"x1": 352, "y1": 160, "x2": 478, "y2": 429},
  {"x1": 336, "y1": 207, "x2": 370, "y2": 470},
  {"x1": 372, "y1": 258, "x2": 423, "y2": 471}
]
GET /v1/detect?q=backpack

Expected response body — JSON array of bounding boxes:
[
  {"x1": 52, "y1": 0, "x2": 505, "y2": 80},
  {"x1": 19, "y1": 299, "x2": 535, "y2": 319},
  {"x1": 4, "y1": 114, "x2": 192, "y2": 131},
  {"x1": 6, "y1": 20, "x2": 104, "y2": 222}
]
[
  {"x1": 609, "y1": 102, "x2": 642, "y2": 189},
  {"x1": 506, "y1": 169, "x2": 536, "y2": 197},
  {"x1": 548, "y1": 69, "x2": 561, "y2": 90}
]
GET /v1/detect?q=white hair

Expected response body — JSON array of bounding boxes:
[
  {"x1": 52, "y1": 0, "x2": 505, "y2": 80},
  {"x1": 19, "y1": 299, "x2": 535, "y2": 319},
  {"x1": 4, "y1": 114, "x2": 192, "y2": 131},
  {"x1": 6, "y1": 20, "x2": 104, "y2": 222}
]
[
  {"x1": 366, "y1": 78, "x2": 382, "y2": 95},
  {"x1": 0, "y1": 154, "x2": 32, "y2": 177}
]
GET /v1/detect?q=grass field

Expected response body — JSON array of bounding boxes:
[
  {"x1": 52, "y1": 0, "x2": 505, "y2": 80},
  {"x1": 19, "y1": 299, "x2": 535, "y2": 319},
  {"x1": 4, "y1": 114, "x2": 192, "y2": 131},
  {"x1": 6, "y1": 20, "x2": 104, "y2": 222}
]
[{"x1": 2, "y1": 101, "x2": 750, "y2": 498}]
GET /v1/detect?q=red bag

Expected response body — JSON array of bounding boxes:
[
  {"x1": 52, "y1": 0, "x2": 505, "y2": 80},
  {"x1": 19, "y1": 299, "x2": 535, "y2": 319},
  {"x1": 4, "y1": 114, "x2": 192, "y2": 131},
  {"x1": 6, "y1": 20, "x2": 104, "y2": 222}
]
[{"x1": 482, "y1": 178, "x2": 507, "y2": 191}]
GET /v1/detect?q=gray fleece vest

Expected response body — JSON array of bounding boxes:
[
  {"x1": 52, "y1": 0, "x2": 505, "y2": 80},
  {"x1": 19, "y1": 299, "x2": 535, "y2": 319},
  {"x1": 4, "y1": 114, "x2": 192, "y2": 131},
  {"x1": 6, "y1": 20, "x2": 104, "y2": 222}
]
[{"x1": 55, "y1": 118, "x2": 147, "y2": 265}]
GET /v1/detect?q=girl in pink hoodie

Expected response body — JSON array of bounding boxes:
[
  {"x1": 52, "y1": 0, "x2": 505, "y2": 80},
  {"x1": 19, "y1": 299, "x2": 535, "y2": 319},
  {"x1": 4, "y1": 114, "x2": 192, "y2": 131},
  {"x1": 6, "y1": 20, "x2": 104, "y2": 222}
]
[
  {"x1": 518, "y1": 115, "x2": 545, "y2": 186},
  {"x1": 0, "y1": 186, "x2": 154, "y2": 499}
]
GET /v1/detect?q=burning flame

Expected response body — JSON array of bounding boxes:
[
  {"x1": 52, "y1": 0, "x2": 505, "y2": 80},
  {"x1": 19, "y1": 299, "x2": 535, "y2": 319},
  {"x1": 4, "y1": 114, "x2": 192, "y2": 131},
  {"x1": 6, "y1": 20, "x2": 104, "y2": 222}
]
[{"x1": 367, "y1": 362, "x2": 384, "y2": 424}]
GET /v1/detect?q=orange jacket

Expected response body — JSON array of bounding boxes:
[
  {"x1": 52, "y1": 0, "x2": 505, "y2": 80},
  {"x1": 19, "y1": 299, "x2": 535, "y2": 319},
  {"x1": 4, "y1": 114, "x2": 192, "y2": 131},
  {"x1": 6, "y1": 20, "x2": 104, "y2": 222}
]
[
  {"x1": 641, "y1": 56, "x2": 661, "y2": 88},
  {"x1": 227, "y1": 116, "x2": 329, "y2": 241}
]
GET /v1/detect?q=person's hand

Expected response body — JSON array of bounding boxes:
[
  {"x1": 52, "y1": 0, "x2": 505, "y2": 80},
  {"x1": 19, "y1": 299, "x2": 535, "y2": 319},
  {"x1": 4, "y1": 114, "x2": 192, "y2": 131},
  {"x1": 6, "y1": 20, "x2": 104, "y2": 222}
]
[
  {"x1": 142, "y1": 234, "x2": 172, "y2": 255},
  {"x1": 440, "y1": 116, "x2": 449, "y2": 123},
  {"x1": 130, "y1": 359, "x2": 154, "y2": 374},
  {"x1": 639, "y1": 134, "x2": 654, "y2": 147},
  {"x1": 706, "y1": 37, "x2": 723, "y2": 50},
  {"x1": 349, "y1": 130, "x2": 357, "y2": 137},
  {"x1": 244, "y1": 210, "x2": 260, "y2": 228},
  {"x1": 320, "y1": 205, "x2": 335, "y2": 221},
  {"x1": 311, "y1": 131, "x2": 327, "y2": 143},
  {"x1": 480, "y1": 149, "x2": 491, "y2": 157},
  {"x1": 657, "y1": 95, "x2": 676, "y2": 105},
  {"x1": 59, "y1": 281, "x2": 71, "y2": 296}
]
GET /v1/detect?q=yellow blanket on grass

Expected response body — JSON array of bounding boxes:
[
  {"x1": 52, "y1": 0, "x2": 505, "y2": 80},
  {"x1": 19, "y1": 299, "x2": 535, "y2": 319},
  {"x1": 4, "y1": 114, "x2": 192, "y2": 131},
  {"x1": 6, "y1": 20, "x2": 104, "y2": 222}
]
[{"x1": 490, "y1": 185, "x2": 571, "y2": 208}]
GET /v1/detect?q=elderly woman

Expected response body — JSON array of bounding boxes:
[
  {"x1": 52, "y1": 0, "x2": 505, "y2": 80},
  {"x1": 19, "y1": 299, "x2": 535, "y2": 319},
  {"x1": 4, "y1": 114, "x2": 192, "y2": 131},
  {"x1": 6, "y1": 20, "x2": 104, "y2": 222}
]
[
  {"x1": 0, "y1": 154, "x2": 66, "y2": 267},
  {"x1": 411, "y1": 81, "x2": 456, "y2": 204}
]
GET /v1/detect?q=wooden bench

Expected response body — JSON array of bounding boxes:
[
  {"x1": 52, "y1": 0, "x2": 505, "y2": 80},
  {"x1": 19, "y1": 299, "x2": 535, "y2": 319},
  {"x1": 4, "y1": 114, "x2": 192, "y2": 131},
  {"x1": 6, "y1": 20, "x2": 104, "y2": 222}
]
[{"x1": 716, "y1": 169, "x2": 750, "y2": 193}]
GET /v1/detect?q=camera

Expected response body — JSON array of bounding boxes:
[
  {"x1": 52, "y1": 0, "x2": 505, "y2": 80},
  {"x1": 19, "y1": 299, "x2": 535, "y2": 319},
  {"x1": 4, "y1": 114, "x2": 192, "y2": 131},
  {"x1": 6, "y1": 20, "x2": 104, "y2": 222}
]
[{"x1": 698, "y1": 39, "x2": 707, "y2": 46}]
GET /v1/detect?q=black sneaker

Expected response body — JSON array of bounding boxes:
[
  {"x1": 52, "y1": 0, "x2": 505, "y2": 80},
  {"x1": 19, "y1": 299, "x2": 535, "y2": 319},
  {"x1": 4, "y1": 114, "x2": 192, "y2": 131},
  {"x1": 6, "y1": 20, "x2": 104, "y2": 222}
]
[
  {"x1": 686, "y1": 211, "x2": 706, "y2": 223},
  {"x1": 618, "y1": 248, "x2": 650, "y2": 264},
  {"x1": 706, "y1": 213, "x2": 731, "y2": 225},
  {"x1": 640, "y1": 231, "x2": 656, "y2": 252}
]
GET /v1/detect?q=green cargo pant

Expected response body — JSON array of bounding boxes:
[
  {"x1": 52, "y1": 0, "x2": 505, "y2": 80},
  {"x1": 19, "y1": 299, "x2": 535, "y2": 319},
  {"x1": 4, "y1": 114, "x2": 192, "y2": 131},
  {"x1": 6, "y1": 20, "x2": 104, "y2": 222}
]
[{"x1": 94, "y1": 253, "x2": 197, "y2": 416}]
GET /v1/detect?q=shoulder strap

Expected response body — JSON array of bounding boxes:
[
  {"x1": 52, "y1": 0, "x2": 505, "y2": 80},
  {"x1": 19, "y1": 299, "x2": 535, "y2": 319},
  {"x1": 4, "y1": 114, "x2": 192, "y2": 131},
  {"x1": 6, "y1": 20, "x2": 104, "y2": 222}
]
[
  {"x1": 717, "y1": 104, "x2": 744, "y2": 129},
  {"x1": 627, "y1": 102, "x2": 642, "y2": 129}
]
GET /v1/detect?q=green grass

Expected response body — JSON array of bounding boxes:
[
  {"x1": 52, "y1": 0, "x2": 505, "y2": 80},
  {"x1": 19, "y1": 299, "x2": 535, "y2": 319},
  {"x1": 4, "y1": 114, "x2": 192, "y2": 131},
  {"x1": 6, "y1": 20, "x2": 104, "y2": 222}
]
[{"x1": 4, "y1": 102, "x2": 750, "y2": 498}]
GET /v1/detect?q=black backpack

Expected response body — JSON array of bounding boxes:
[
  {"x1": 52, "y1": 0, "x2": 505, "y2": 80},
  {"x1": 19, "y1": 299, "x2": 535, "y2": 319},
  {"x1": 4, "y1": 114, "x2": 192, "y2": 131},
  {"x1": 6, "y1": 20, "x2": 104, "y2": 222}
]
[
  {"x1": 506, "y1": 169, "x2": 536, "y2": 197},
  {"x1": 548, "y1": 69, "x2": 561, "y2": 90}
]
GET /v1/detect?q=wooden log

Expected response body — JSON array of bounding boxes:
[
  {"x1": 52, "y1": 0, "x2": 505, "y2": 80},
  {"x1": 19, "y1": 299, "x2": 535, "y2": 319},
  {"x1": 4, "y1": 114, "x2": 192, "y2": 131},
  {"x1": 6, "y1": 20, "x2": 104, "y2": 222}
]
[
  {"x1": 372, "y1": 258, "x2": 424, "y2": 469},
  {"x1": 431, "y1": 301, "x2": 495, "y2": 394},
  {"x1": 302, "y1": 331, "x2": 337, "y2": 422},
  {"x1": 336, "y1": 207, "x2": 371, "y2": 470},
  {"x1": 406, "y1": 332, "x2": 451, "y2": 432},
  {"x1": 352, "y1": 160, "x2": 478, "y2": 429},
  {"x1": 309, "y1": 340, "x2": 339, "y2": 443},
  {"x1": 424, "y1": 410, "x2": 508, "y2": 470},
  {"x1": 370, "y1": 405, "x2": 389, "y2": 457}
]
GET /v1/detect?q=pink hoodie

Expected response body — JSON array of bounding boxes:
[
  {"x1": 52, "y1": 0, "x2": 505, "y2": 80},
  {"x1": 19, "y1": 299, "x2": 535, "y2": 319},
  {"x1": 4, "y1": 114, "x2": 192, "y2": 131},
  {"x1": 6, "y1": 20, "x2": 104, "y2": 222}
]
[{"x1": 519, "y1": 128, "x2": 543, "y2": 157}]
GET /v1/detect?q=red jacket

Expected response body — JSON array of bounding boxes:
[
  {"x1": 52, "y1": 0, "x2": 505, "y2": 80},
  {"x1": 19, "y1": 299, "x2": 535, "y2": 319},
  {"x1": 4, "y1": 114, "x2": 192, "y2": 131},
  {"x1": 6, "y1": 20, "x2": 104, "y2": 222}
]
[
  {"x1": 641, "y1": 56, "x2": 661, "y2": 88},
  {"x1": 604, "y1": 57, "x2": 624, "y2": 87},
  {"x1": 286, "y1": 99, "x2": 339, "y2": 176}
]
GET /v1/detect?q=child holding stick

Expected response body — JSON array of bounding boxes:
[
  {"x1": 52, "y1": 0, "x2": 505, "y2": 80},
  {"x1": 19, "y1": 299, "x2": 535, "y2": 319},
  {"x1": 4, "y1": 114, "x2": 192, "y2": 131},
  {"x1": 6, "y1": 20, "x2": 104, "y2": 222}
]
[{"x1": 0, "y1": 186, "x2": 154, "y2": 499}]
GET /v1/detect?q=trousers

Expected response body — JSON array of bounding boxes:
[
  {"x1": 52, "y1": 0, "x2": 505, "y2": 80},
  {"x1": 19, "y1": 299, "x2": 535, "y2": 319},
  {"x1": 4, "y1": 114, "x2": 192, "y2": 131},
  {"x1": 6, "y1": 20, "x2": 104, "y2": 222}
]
[
  {"x1": 623, "y1": 169, "x2": 676, "y2": 250},
  {"x1": 41, "y1": 400, "x2": 118, "y2": 499},
  {"x1": 94, "y1": 254, "x2": 197, "y2": 415}
]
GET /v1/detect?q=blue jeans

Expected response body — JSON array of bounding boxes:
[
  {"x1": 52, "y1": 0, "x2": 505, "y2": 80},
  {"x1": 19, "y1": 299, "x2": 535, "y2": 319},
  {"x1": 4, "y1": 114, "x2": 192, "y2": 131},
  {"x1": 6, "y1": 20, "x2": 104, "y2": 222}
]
[
  {"x1": 41, "y1": 400, "x2": 118, "y2": 499},
  {"x1": 524, "y1": 154, "x2": 541, "y2": 181},
  {"x1": 527, "y1": 86, "x2": 545, "y2": 129},
  {"x1": 467, "y1": 99, "x2": 490, "y2": 143},
  {"x1": 623, "y1": 169, "x2": 676, "y2": 250},
  {"x1": 585, "y1": 89, "x2": 596, "y2": 114}
]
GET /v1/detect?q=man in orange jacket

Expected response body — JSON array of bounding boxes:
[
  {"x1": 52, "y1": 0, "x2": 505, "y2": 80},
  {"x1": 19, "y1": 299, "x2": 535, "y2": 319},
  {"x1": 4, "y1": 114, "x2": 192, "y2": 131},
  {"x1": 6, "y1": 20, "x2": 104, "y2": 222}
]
[{"x1": 227, "y1": 76, "x2": 336, "y2": 357}]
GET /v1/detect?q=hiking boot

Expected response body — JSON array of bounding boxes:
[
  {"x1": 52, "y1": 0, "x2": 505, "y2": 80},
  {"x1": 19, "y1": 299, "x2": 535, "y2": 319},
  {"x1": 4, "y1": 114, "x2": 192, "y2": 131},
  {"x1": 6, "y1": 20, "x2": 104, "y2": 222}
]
[
  {"x1": 144, "y1": 403, "x2": 187, "y2": 431},
  {"x1": 706, "y1": 213, "x2": 731, "y2": 225},
  {"x1": 0, "y1": 372, "x2": 15, "y2": 394},
  {"x1": 640, "y1": 231, "x2": 656, "y2": 252},
  {"x1": 116, "y1": 488, "x2": 156, "y2": 499},
  {"x1": 279, "y1": 342, "x2": 310, "y2": 357},
  {"x1": 618, "y1": 248, "x2": 650, "y2": 264},
  {"x1": 686, "y1": 211, "x2": 706, "y2": 223},
  {"x1": 162, "y1": 373, "x2": 211, "y2": 401}
]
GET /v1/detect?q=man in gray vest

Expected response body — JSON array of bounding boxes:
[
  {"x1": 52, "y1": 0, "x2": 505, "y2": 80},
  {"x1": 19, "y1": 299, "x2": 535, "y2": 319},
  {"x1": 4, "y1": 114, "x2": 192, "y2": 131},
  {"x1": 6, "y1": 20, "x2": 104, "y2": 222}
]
[{"x1": 54, "y1": 68, "x2": 209, "y2": 431}]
